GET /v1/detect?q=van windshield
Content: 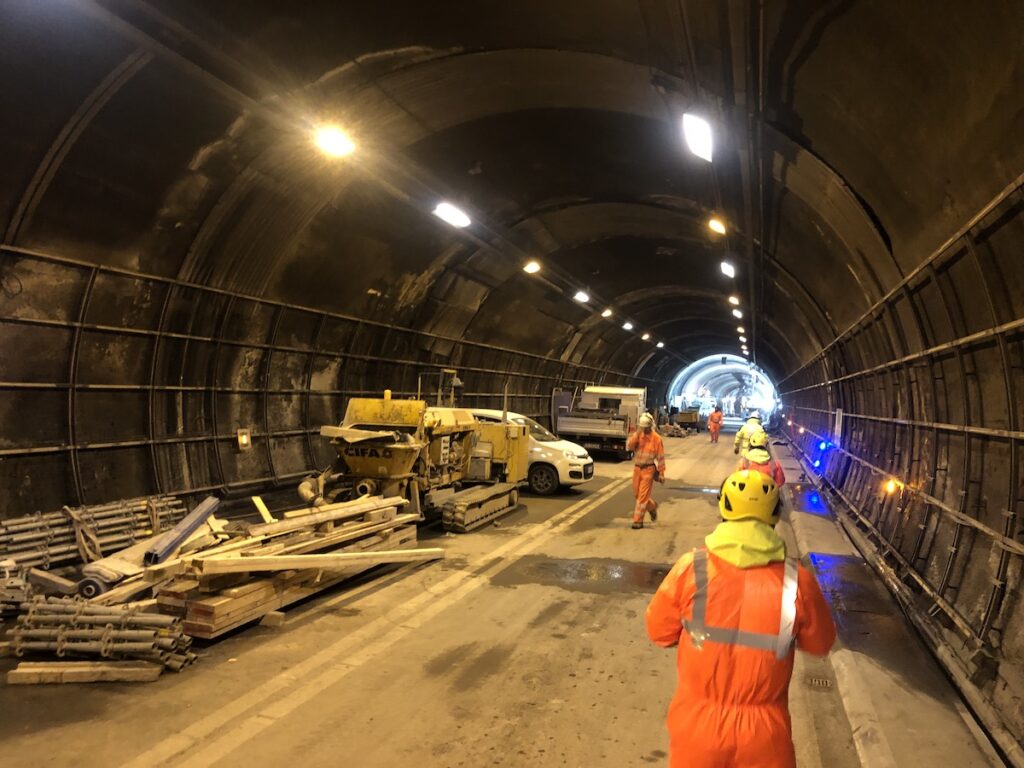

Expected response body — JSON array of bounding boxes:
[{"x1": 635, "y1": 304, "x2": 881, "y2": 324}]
[{"x1": 512, "y1": 416, "x2": 558, "y2": 442}]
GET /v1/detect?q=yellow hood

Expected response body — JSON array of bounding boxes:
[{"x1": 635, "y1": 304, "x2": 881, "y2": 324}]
[{"x1": 705, "y1": 519, "x2": 786, "y2": 568}]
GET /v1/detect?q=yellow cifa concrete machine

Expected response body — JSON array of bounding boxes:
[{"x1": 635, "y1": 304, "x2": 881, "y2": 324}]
[{"x1": 298, "y1": 390, "x2": 528, "y2": 532}]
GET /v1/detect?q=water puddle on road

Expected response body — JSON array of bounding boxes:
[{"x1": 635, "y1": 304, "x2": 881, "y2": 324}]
[{"x1": 491, "y1": 555, "x2": 671, "y2": 594}]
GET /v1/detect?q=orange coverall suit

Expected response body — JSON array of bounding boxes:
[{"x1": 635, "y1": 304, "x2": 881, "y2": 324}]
[
  {"x1": 646, "y1": 529, "x2": 836, "y2": 768},
  {"x1": 707, "y1": 411, "x2": 724, "y2": 443},
  {"x1": 627, "y1": 430, "x2": 666, "y2": 523},
  {"x1": 738, "y1": 448, "x2": 786, "y2": 487}
]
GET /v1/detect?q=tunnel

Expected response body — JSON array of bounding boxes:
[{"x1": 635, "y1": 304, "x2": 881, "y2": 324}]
[{"x1": 0, "y1": 1, "x2": 1022, "y2": 766}]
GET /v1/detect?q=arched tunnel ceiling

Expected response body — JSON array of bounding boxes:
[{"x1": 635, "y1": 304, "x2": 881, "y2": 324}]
[{"x1": 3, "y1": 0, "x2": 1022, "y2": 382}]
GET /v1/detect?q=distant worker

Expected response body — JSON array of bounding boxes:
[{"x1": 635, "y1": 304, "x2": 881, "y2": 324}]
[
  {"x1": 739, "y1": 429, "x2": 786, "y2": 486},
  {"x1": 627, "y1": 412, "x2": 665, "y2": 529},
  {"x1": 707, "y1": 406, "x2": 724, "y2": 444},
  {"x1": 733, "y1": 410, "x2": 763, "y2": 455},
  {"x1": 645, "y1": 469, "x2": 836, "y2": 768}
]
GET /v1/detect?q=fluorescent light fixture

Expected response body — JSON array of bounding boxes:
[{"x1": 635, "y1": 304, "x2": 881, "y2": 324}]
[
  {"x1": 573, "y1": 290, "x2": 590, "y2": 303},
  {"x1": 433, "y1": 202, "x2": 471, "y2": 228},
  {"x1": 622, "y1": 322, "x2": 634, "y2": 331},
  {"x1": 682, "y1": 113, "x2": 713, "y2": 162},
  {"x1": 708, "y1": 217, "x2": 726, "y2": 235},
  {"x1": 732, "y1": 309, "x2": 743, "y2": 319},
  {"x1": 728, "y1": 295, "x2": 740, "y2": 306},
  {"x1": 523, "y1": 260, "x2": 541, "y2": 274},
  {"x1": 601, "y1": 308, "x2": 613, "y2": 318},
  {"x1": 739, "y1": 335, "x2": 747, "y2": 343},
  {"x1": 641, "y1": 333, "x2": 651, "y2": 341},
  {"x1": 656, "y1": 342, "x2": 664, "y2": 348},
  {"x1": 741, "y1": 350, "x2": 749, "y2": 356},
  {"x1": 720, "y1": 261, "x2": 735, "y2": 278},
  {"x1": 736, "y1": 326, "x2": 745, "y2": 333},
  {"x1": 314, "y1": 126, "x2": 355, "y2": 157}
]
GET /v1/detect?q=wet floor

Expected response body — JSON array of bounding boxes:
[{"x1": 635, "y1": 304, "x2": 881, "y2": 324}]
[{"x1": 491, "y1": 555, "x2": 672, "y2": 594}]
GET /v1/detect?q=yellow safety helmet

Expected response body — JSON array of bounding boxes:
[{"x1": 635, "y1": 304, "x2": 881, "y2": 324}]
[
  {"x1": 718, "y1": 469, "x2": 781, "y2": 525},
  {"x1": 748, "y1": 429, "x2": 769, "y2": 449}
]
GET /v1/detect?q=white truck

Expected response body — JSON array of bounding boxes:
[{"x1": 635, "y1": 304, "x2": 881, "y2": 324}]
[{"x1": 554, "y1": 386, "x2": 647, "y2": 458}]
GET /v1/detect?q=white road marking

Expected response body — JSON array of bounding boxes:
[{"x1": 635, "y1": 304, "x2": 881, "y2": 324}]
[{"x1": 120, "y1": 477, "x2": 632, "y2": 768}]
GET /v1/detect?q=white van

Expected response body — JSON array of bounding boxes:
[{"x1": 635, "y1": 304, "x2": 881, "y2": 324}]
[{"x1": 470, "y1": 409, "x2": 595, "y2": 495}]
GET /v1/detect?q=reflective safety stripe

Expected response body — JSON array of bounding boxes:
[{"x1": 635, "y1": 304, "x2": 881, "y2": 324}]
[{"x1": 683, "y1": 549, "x2": 799, "y2": 659}]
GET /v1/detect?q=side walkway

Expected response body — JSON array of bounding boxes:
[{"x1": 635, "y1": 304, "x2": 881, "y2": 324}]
[{"x1": 774, "y1": 441, "x2": 1002, "y2": 768}]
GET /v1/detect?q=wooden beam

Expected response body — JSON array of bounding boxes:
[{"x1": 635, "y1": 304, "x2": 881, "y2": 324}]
[
  {"x1": 245, "y1": 496, "x2": 407, "y2": 537},
  {"x1": 250, "y1": 496, "x2": 275, "y2": 524},
  {"x1": 7, "y1": 661, "x2": 162, "y2": 684},
  {"x1": 194, "y1": 547, "x2": 444, "y2": 575}
]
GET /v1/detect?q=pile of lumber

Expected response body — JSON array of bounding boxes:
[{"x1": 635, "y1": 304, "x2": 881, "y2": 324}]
[
  {"x1": 0, "y1": 496, "x2": 187, "y2": 570},
  {"x1": 151, "y1": 495, "x2": 442, "y2": 639},
  {"x1": 9, "y1": 596, "x2": 196, "y2": 681}
]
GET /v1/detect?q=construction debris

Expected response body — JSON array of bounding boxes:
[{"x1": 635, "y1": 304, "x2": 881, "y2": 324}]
[
  {"x1": 12, "y1": 596, "x2": 196, "y2": 675},
  {"x1": 153, "y1": 494, "x2": 431, "y2": 639},
  {"x1": 7, "y1": 660, "x2": 163, "y2": 685},
  {"x1": 0, "y1": 496, "x2": 188, "y2": 570}
]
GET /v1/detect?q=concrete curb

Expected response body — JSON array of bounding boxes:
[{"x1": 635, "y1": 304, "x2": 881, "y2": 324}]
[{"x1": 782, "y1": 483, "x2": 899, "y2": 768}]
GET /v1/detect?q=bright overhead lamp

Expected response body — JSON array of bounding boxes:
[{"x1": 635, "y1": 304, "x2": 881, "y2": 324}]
[
  {"x1": 656, "y1": 341, "x2": 664, "y2": 348},
  {"x1": 682, "y1": 113, "x2": 713, "y2": 162},
  {"x1": 728, "y1": 295, "x2": 740, "y2": 306},
  {"x1": 622, "y1": 321, "x2": 634, "y2": 331},
  {"x1": 432, "y1": 202, "x2": 471, "y2": 228},
  {"x1": 708, "y1": 217, "x2": 726, "y2": 235},
  {"x1": 523, "y1": 260, "x2": 541, "y2": 274},
  {"x1": 739, "y1": 335, "x2": 747, "y2": 343},
  {"x1": 736, "y1": 326, "x2": 745, "y2": 333},
  {"x1": 601, "y1": 308, "x2": 613, "y2": 318},
  {"x1": 732, "y1": 309, "x2": 743, "y2": 319},
  {"x1": 314, "y1": 126, "x2": 356, "y2": 157},
  {"x1": 741, "y1": 350, "x2": 749, "y2": 356},
  {"x1": 720, "y1": 261, "x2": 735, "y2": 278},
  {"x1": 573, "y1": 290, "x2": 590, "y2": 303},
  {"x1": 641, "y1": 333, "x2": 651, "y2": 341}
]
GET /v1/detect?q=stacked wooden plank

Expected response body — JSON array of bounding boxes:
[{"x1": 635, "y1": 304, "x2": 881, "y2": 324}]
[
  {"x1": 0, "y1": 496, "x2": 187, "y2": 569},
  {"x1": 10, "y1": 596, "x2": 196, "y2": 678},
  {"x1": 153, "y1": 495, "x2": 442, "y2": 639}
]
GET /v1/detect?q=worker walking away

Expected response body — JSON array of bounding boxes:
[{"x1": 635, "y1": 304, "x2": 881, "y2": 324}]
[
  {"x1": 645, "y1": 469, "x2": 836, "y2": 768},
  {"x1": 733, "y1": 410, "x2": 763, "y2": 455},
  {"x1": 707, "y1": 406, "x2": 724, "y2": 444},
  {"x1": 738, "y1": 429, "x2": 786, "y2": 486},
  {"x1": 627, "y1": 412, "x2": 665, "y2": 529}
]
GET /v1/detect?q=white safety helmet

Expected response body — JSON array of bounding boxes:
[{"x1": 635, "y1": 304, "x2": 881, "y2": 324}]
[{"x1": 638, "y1": 412, "x2": 655, "y2": 429}]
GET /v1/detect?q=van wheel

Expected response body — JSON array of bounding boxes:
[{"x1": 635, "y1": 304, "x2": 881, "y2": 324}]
[{"x1": 528, "y1": 464, "x2": 559, "y2": 495}]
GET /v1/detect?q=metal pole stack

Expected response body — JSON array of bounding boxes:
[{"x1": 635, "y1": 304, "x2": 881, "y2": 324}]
[
  {"x1": 12, "y1": 596, "x2": 196, "y2": 672},
  {"x1": 0, "y1": 496, "x2": 188, "y2": 570}
]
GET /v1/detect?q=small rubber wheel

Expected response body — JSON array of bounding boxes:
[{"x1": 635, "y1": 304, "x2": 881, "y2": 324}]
[{"x1": 528, "y1": 464, "x2": 559, "y2": 495}]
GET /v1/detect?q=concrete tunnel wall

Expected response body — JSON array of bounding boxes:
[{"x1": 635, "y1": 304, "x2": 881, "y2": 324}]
[{"x1": 0, "y1": 0, "x2": 1022, "y2": 752}]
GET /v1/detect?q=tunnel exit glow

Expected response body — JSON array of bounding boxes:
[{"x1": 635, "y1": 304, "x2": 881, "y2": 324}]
[{"x1": 667, "y1": 353, "x2": 779, "y2": 421}]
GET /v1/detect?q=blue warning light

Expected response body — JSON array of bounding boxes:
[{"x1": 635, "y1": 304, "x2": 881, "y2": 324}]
[
  {"x1": 818, "y1": 441, "x2": 828, "y2": 451},
  {"x1": 813, "y1": 459, "x2": 821, "y2": 468}
]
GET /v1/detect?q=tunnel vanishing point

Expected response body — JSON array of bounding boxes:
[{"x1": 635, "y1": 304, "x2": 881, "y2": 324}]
[{"x1": 0, "y1": 0, "x2": 1023, "y2": 761}]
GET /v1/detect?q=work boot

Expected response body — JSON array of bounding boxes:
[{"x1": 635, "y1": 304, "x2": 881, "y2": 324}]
[
  {"x1": 649, "y1": 507, "x2": 658, "y2": 523},
  {"x1": 631, "y1": 520, "x2": 643, "y2": 529}
]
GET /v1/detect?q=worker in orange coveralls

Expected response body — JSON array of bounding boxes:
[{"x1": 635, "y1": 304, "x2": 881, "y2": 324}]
[
  {"x1": 738, "y1": 429, "x2": 786, "y2": 487},
  {"x1": 645, "y1": 469, "x2": 836, "y2": 767},
  {"x1": 707, "y1": 406, "x2": 724, "y2": 443},
  {"x1": 627, "y1": 412, "x2": 665, "y2": 529}
]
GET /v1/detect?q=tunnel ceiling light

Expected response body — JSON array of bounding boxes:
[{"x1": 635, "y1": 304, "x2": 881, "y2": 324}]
[
  {"x1": 682, "y1": 113, "x2": 713, "y2": 162},
  {"x1": 732, "y1": 309, "x2": 743, "y2": 319},
  {"x1": 798, "y1": 427, "x2": 805, "y2": 434},
  {"x1": 708, "y1": 217, "x2": 727, "y2": 235},
  {"x1": 432, "y1": 202, "x2": 471, "y2": 228},
  {"x1": 656, "y1": 341, "x2": 664, "y2": 348},
  {"x1": 601, "y1": 308, "x2": 613, "y2": 318},
  {"x1": 736, "y1": 326, "x2": 745, "y2": 333},
  {"x1": 720, "y1": 261, "x2": 735, "y2": 278},
  {"x1": 523, "y1": 260, "x2": 541, "y2": 274},
  {"x1": 741, "y1": 350, "x2": 749, "y2": 356},
  {"x1": 314, "y1": 125, "x2": 356, "y2": 157},
  {"x1": 622, "y1": 321, "x2": 634, "y2": 331},
  {"x1": 573, "y1": 290, "x2": 590, "y2": 303},
  {"x1": 728, "y1": 295, "x2": 740, "y2": 306},
  {"x1": 641, "y1": 333, "x2": 651, "y2": 341},
  {"x1": 739, "y1": 335, "x2": 747, "y2": 343}
]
